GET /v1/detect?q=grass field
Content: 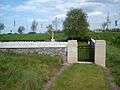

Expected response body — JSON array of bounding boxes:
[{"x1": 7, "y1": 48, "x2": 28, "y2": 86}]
[
  {"x1": 52, "y1": 64, "x2": 110, "y2": 90},
  {"x1": 0, "y1": 33, "x2": 66, "y2": 41},
  {"x1": 0, "y1": 32, "x2": 120, "y2": 42},
  {"x1": 0, "y1": 32, "x2": 120, "y2": 87},
  {"x1": 0, "y1": 52, "x2": 61, "y2": 90},
  {"x1": 92, "y1": 32, "x2": 120, "y2": 42}
]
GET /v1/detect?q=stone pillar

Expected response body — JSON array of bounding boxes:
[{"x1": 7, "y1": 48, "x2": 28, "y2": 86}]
[
  {"x1": 95, "y1": 40, "x2": 106, "y2": 67},
  {"x1": 67, "y1": 40, "x2": 78, "y2": 64}
]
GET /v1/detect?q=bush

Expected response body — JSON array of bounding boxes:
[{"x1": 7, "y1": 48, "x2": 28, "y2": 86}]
[
  {"x1": 28, "y1": 32, "x2": 37, "y2": 34},
  {"x1": 112, "y1": 36, "x2": 120, "y2": 46}
]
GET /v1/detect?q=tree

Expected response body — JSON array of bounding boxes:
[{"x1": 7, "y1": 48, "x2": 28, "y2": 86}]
[
  {"x1": 46, "y1": 24, "x2": 54, "y2": 40},
  {"x1": 52, "y1": 17, "x2": 60, "y2": 31},
  {"x1": 31, "y1": 20, "x2": 38, "y2": 32},
  {"x1": 0, "y1": 23, "x2": 5, "y2": 33},
  {"x1": 63, "y1": 8, "x2": 89, "y2": 41},
  {"x1": 18, "y1": 26, "x2": 25, "y2": 34},
  {"x1": 46, "y1": 24, "x2": 53, "y2": 34}
]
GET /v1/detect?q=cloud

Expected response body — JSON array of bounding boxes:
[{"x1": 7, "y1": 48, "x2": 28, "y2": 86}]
[
  {"x1": 55, "y1": 14, "x2": 66, "y2": 19},
  {"x1": 14, "y1": 0, "x2": 64, "y2": 12},
  {"x1": 88, "y1": 11, "x2": 103, "y2": 16},
  {"x1": 0, "y1": 4, "x2": 11, "y2": 11},
  {"x1": 113, "y1": 0, "x2": 120, "y2": 3},
  {"x1": 0, "y1": 0, "x2": 120, "y2": 32},
  {"x1": 12, "y1": 0, "x2": 107, "y2": 19},
  {"x1": 15, "y1": 5, "x2": 36, "y2": 12},
  {"x1": 27, "y1": 0, "x2": 52, "y2": 4},
  {"x1": 89, "y1": 0, "x2": 120, "y2": 4},
  {"x1": 68, "y1": 0, "x2": 91, "y2": 3},
  {"x1": 0, "y1": 13, "x2": 3, "y2": 16},
  {"x1": 28, "y1": 18, "x2": 48, "y2": 23}
]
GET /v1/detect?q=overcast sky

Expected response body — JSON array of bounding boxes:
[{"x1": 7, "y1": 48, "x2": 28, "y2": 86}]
[{"x1": 0, "y1": 0, "x2": 120, "y2": 33}]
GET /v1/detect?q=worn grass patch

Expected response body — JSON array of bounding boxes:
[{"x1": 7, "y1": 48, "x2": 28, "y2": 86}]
[
  {"x1": 0, "y1": 52, "x2": 61, "y2": 90},
  {"x1": 52, "y1": 64, "x2": 110, "y2": 90}
]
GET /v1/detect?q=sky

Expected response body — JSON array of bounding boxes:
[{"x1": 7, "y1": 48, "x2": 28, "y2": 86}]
[{"x1": 0, "y1": 0, "x2": 120, "y2": 34}]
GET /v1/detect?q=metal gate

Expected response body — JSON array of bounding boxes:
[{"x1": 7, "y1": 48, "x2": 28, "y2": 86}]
[{"x1": 78, "y1": 44, "x2": 94, "y2": 62}]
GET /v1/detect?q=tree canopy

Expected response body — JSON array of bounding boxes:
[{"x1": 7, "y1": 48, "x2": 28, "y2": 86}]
[
  {"x1": 0, "y1": 23, "x2": 5, "y2": 33},
  {"x1": 46, "y1": 25, "x2": 53, "y2": 34},
  {"x1": 63, "y1": 8, "x2": 89, "y2": 41},
  {"x1": 18, "y1": 26, "x2": 25, "y2": 34},
  {"x1": 31, "y1": 20, "x2": 38, "y2": 32}
]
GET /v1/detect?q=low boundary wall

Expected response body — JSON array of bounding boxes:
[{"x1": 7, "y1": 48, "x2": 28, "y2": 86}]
[
  {"x1": 0, "y1": 40, "x2": 106, "y2": 67},
  {"x1": 0, "y1": 41, "x2": 78, "y2": 64},
  {"x1": 0, "y1": 42, "x2": 68, "y2": 48},
  {"x1": 0, "y1": 42, "x2": 68, "y2": 63}
]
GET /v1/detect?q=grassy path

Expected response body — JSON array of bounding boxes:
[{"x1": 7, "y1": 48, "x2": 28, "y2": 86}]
[
  {"x1": 44, "y1": 65, "x2": 71, "y2": 90},
  {"x1": 105, "y1": 69, "x2": 120, "y2": 90},
  {"x1": 51, "y1": 64, "x2": 110, "y2": 90}
]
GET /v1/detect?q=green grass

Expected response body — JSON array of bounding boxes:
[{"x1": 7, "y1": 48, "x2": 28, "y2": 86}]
[
  {"x1": 0, "y1": 33, "x2": 66, "y2": 41},
  {"x1": 92, "y1": 32, "x2": 120, "y2": 42},
  {"x1": 52, "y1": 64, "x2": 110, "y2": 90},
  {"x1": 1, "y1": 32, "x2": 120, "y2": 88},
  {"x1": 0, "y1": 52, "x2": 61, "y2": 90},
  {"x1": 0, "y1": 34, "x2": 48, "y2": 41},
  {"x1": 106, "y1": 44, "x2": 120, "y2": 86},
  {"x1": 92, "y1": 32, "x2": 120, "y2": 86}
]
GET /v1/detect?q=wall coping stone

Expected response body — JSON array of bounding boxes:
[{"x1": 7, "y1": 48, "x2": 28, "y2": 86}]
[{"x1": 0, "y1": 42, "x2": 68, "y2": 48}]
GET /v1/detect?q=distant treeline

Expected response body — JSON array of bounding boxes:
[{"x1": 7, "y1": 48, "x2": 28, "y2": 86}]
[
  {"x1": 95, "y1": 28, "x2": 120, "y2": 32},
  {"x1": 5, "y1": 30, "x2": 64, "y2": 35}
]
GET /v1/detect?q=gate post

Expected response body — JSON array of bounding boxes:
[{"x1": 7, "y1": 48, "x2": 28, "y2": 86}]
[
  {"x1": 95, "y1": 40, "x2": 106, "y2": 67},
  {"x1": 67, "y1": 40, "x2": 78, "y2": 64}
]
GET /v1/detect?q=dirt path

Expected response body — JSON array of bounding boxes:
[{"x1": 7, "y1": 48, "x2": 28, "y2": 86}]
[
  {"x1": 44, "y1": 64, "x2": 71, "y2": 90},
  {"x1": 105, "y1": 68, "x2": 120, "y2": 90}
]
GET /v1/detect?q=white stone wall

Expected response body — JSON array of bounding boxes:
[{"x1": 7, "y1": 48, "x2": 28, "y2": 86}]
[
  {"x1": 0, "y1": 48, "x2": 67, "y2": 63},
  {"x1": 0, "y1": 41, "x2": 68, "y2": 63},
  {"x1": 0, "y1": 41, "x2": 78, "y2": 64},
  {"x1": 0, "y1": 40, "x2": 106, "y2": 66},
  {"x1": 0, "y1": 42, "x2": 68, "y2": 48}
]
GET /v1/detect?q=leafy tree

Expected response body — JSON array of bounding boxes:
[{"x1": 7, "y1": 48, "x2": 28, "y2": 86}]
[
  {"x1": 52, "y1": 17, "x2": 60, "y2": 31},
  {"x1": 31, "y1": 20, "x2": 38, "y2": 32},
  {"x1": 0, "y1": 23, "x2": 5, "y2": 33},
  {"x1": 18, "y1": 26, "x2": 25, "y2": 34},
  {"x1": 46, "y1": 24, "x2": 53, "y2": 34},
  {"x1": 63, "y1": 8, "x2": 89, "y2": 41},
  {"x1": 46, "y1": 24, "x2": 54, "y2": 40}
]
